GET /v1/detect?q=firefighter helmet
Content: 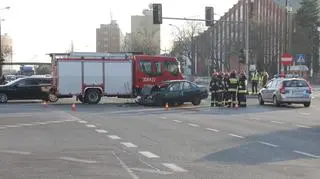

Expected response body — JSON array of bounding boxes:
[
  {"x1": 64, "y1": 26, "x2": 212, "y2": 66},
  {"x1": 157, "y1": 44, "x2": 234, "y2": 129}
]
[
  {"x1": 230, "y1": 71, "x2": 236, "y2": 78},
  {"x1": 212, "y1": 72, "x2": 218, "y2": 77}
]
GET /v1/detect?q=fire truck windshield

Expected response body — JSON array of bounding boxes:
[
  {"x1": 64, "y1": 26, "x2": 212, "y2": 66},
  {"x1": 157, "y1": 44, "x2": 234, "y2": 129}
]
[
  {"x1": 164, "y1": 61, "x2": 180, "y2": 75},
  {"x1": 139, "y1": 61, "x2": 152, "y2": 74}
]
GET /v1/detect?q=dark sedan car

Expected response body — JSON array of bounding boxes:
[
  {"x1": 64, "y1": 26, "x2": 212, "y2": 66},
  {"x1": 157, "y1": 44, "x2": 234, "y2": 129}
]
[
  {"x1": 0, "y1": 77, "x2": 52, "y2": 103},
  {"x1": 137, "y1": 80, "x2": 209, "y2": 106}
]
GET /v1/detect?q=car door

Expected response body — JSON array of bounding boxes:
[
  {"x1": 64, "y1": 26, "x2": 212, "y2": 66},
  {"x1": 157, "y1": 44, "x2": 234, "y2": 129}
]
[
  {"x1": 15, "y1": 78, "x2": 40, "y2": 99},
  {"x1": 269, "y1": 80, "x2": 280, "y2": 100},
  {"x1": 261, "y1": 80, "x2": 274, "y2": 102},
  {"x1": 182, "y1": 81, "x2": 195, "y2": 102},
  {"x1": 165, "y1": 82, "x2": 183, "y2": 102}
]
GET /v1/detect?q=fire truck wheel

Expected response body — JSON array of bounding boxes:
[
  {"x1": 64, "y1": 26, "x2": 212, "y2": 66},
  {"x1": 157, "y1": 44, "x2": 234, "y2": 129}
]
[{"x1": 84, "y1": 89, "x2": 101, "y2": 104}]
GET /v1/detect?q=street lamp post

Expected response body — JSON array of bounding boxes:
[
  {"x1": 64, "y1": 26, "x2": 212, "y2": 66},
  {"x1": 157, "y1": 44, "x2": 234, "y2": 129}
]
[
  {"x1": 0, "y1": 6, "x2": 10, "y2": 76},
  {"x1": 245, "y1": 0, "x2": 253, "y2": 78}
]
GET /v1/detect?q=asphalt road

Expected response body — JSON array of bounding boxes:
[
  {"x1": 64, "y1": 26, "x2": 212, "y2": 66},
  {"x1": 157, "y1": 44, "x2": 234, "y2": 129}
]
[{"x1": 1, "y1": 95, "x2": 320, "y2": 179}]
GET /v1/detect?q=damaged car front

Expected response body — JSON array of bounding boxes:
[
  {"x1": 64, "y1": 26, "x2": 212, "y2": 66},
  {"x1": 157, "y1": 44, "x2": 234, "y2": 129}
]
[{"x1": 136, "y1": 83, "x2": 167, "y2": 106}]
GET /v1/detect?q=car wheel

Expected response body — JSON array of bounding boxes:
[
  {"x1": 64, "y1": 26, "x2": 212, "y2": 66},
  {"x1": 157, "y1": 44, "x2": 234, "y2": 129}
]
[
  {"x1": 48, "y1": 93, "x2": 58, "y2": 103},
  {"x1": 273, "y1": 96, "x2": 280, "y2": 107},
  {"x1": 0, "y1": 93, "x2": 8, "y2": 103},
  {"x1": 258, "y1": 94, "x2": 264, "y2": 105},
  {"x1": 84, "y1": 89, "x2": 101, "y2": 104},
  {"x1": 192, "y1": 97, "x2": 201, "y2": 105},
  {"x1": 303, "y1": 102, "x2": 311, "y2": 107}
]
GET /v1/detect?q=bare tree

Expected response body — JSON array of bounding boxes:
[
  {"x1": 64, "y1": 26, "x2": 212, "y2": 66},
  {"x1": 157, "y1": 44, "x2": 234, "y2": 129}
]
[
  {"x1": 131, "y1": 27, "x2": 160, "y2": 55},
  {"x1": 170, "y1": 21, "x2": 205, "y2": 72},
  {"x1": 0, "y1": 46, "x2": 12, "y2": 62}
]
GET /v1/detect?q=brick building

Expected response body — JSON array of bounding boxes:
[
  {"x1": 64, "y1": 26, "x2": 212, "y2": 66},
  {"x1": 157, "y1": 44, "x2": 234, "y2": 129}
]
[
  {"x1": 195, "y1": 0, "x2": 293, "y2": 75},
  {"x1": 96, "y1": 20, "x2": 122, "y2": 53}
]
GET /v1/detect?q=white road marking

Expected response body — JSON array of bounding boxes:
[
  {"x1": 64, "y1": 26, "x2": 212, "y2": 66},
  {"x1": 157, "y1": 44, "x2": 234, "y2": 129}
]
[
  {"x1": 172, "y1": 120, "x2": 182, "y2": 123},
  {"x1": 258, "y1": 141, "x2": 279, "y2": 148},
  {"x1": 139, "y1": 151, "x2": 160, "y2": 159},
  {"x1": 86, "y1": 124, "x2": 96, "y2": 128},
  {"x1": 0, "y1": 119, "x2": 78, "y2": 130},
  {"x1": 162, "y1": 163, "x2": 188, "y2": 172},
  {"x1": 108, "y1": 135, "x2": 121, "y2": 140},
  {"x1": 296, "y1": 124, "x2": 311, "y2": 128},
  {"x1": 121, "y1": 142, "x2": 138, "y2": 148},
  {"x1": 95, "y1": 129, "x2": 108, "y2": 133},
  {"x1": 18, "y1": 123, "x2": 33, "y2": 126},
  {"x1": 112, "y1": 151, "x2": 139, "y2": 179},
  {"x1": 271, "y1": 120, "x2": 284, "y2": 124},
  {"x1": 205, "y1": 128, "x2": 219, "y2": 132},
  {"x1": 0, "y1": 150, "x2": 31, "y2": 155},
  {"x1": 6, "y1": 125, "x2": 19, "y2": 128},
  {"x1": 160, "y1": 117, "x2": 167, "y2": 119},
  {"x1": 78, "y1": 120, "x2": 88, "y2": 124},
  {"x1": 35, "y1": 122, "x2": 47, "y2": 125},
  {"x1": 59, "y1": 157, "x2": 98, "y2": 164},
  {"x1": 299, "y1": 112, "x2": 310, "y2": 116},
  {"x1": 293, "y1": 150, "x2": 319, "y2": 158},
  {"x1": 229, "y1": 133, "x2": 245, "y2": 139},
  {"x1": 187, "y1": 123, "x2": 199, "y2": 127},
  {"x1": 130, "y1": 168, "x2": 172, "y2": 175}
]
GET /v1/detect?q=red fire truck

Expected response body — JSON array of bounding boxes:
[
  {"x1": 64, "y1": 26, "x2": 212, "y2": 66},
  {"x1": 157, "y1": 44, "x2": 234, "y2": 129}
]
[{"x1": 47, "y1": 52, "x2": 183, "y2": 104}]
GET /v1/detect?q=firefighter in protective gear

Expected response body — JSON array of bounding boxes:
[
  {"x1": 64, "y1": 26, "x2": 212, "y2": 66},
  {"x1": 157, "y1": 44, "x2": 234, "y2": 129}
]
[
  {"x1": 216, "y1": 72, "x2": 224, "y2": 107},
  {"x1": 228, "y1": 71, "x2": 239, "y2": 107},
  {"x1": 209, "y1": 72, "x2": 220, "y2": 107},
  {"x1": 238, "y1": 72, "x2": 248, "y2": 107},
  {"x1": 223, "y1": 72, "x2": 230, "y2": 106}
]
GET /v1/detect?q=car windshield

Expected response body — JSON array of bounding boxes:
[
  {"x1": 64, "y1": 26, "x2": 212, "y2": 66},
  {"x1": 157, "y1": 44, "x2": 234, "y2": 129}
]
[{"x1": 283, "y1": 80, "x2": 309, "y2": 87}]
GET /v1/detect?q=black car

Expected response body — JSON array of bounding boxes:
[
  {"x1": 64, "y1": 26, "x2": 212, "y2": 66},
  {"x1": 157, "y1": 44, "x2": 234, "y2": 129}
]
[
  {"x1": 0, "y1": 77, "x2": 52, "y2": 103},
  {"x1": 137, "y1": 80, "x2": 209, "y2": 106}
]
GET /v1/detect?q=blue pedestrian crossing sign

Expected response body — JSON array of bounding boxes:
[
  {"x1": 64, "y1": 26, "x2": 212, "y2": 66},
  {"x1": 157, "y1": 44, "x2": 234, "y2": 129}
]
[{"x1": 295, "y1": 54, "x2": 305, "y2": 64}]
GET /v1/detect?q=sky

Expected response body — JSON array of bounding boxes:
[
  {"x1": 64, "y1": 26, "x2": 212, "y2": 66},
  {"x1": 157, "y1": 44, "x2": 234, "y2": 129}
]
[{"x1": 0, "y1": 0, "x2": 238, "y2": 63}]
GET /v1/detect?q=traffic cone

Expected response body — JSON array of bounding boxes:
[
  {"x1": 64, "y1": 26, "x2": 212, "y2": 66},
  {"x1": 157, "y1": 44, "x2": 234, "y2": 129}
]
[
  {"x1": 235, "y1": 102, "x2": 239, "y2": 109},
  {"x1": 71, "y1": 103, "x2": 76, "y2": 111},
  {"x1": 165, "y1": 103, "x2": 169, "y2": 111},
  {"x1": 43, "y1": 101, "x2": 48, "y2": 108}
]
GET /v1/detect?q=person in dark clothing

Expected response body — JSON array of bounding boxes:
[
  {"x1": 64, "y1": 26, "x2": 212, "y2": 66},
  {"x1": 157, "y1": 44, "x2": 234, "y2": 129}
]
[
  {"x1": 0, "y1": 75, "x2": 5, "y2": 85},
  {"x1": 228, "y1": 71, "x2": 239, "y2": 107},
  {"x1": 209, "y1": 72, "x2": 219, "y2": 107},
  {"x1": 238, "y1": 72, "x2": 248, "y2": 107},
  {"x1": 223, "y1": 72, "x2": 230, "y2": 106},
  {"x1": 216, "y1": 72, "x2": 224, "y2": 107}
]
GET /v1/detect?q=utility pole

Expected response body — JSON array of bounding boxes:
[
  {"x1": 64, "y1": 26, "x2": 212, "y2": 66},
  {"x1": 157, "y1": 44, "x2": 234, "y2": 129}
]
[
  {"x1": 245, "y1": 0, "x2": 251, "y2": 78},
  {"x1": 283, "y1": 0, "x2": 288, "y2": 73}
]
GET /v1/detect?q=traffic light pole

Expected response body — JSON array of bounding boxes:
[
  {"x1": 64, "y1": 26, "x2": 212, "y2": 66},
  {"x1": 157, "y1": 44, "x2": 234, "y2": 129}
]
[{"x1": 245, "y1": 0, "x2": 250, "y2": 79}]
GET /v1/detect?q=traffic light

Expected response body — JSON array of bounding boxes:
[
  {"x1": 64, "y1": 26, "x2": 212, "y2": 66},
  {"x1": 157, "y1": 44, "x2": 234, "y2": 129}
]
[
  {"x1": 239, "y1": 48, "x2": 246, "y2": 64},
  {"x1": 205, "y1": 7, "x2": 214, "y2": 26},
  {"x1": 153, "y1": 3, "x2": 162, "y2": 24}
]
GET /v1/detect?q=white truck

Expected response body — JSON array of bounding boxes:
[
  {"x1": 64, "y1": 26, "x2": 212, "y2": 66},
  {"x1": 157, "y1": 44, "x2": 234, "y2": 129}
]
[{"x1": 48, "y1": 52, "x2": 133, "y2": 104}]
